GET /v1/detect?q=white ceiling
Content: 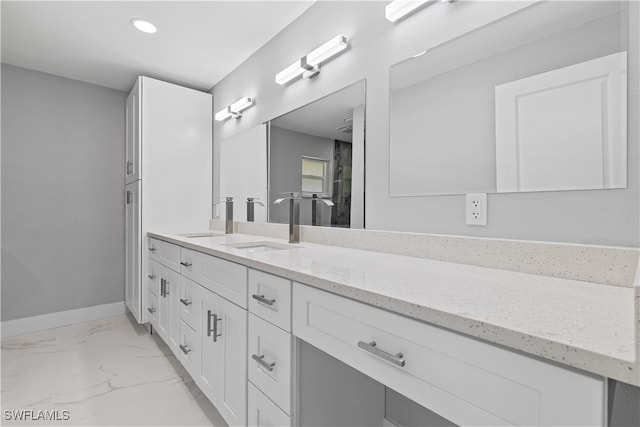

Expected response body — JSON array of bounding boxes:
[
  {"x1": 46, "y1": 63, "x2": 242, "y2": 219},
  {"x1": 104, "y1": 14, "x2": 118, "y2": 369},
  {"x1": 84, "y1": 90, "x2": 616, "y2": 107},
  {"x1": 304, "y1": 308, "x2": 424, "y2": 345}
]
[{"x1": 1, "y1": 1, "x2": 315, "y2": 92}]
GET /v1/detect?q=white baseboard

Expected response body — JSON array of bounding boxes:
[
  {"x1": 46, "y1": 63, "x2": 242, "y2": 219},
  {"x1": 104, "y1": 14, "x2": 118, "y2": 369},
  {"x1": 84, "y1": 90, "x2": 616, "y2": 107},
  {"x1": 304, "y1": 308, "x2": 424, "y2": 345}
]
[{"x1": 1, "y1": 301, "x2": 127, "y2": 338}]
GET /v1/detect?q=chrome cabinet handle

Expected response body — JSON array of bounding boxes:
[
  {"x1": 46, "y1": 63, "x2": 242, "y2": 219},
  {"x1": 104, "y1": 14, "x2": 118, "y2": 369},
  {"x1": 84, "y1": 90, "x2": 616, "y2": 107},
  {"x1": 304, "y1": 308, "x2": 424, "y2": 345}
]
[
  {"x1": 252, "y1": 354, "x2": 276, "y2": 372},
  {"x1": 164, "y1": 280, "x2": 170, "y2": 295},
  {"x1": 252, "y1": 294, "x2": 276, "y2": 306},
  {"x1": 179, "y1": 344, "x2": 191, "y2": 355},
  {"x1": 126, "y1": 191, "x2": 133, "y2": 205},
  {"x1": 147, "y1": 307, "x2": 156, "y2": 313},
  {"x1": 208, "y1": 312, "x2": 222, "y2": 342},
  {"x1": 160, "y1": 279, "x2": 165, "y2": 297},
  {"x1": 148, "y1": 247, "x2": 156, "y2": 252},
  {"x1": 357, "y1": 341, "x2": 405, "y2": 367},
  {"x1": 180, "y1": 298, "x2": 192, "y2": 306},
  {"x1": 126, "y1": 160, "x2": 133, "y2": 174},
  {"x1": 148, "y1": 274, "x2": 156, "y2": 280},
  {"x1": 180, "y1": 261, "x2": 192, "y2": 267}
]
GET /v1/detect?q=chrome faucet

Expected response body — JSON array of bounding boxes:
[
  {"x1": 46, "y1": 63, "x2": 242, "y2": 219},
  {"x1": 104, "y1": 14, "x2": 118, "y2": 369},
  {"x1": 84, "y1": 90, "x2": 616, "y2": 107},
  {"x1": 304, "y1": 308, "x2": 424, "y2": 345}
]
[
  {"x1": 311, "y1": 194, "x2": 334, "y2": 226},
  {"x1": 224, "y1": 197, "x2": 233, "y2": 234},
  {"x1": 273, "y1": 192, "x2": 300, "y2": 243},
  {"x1": 246, "y1": 197, "x2": 264, "y2": 222}
]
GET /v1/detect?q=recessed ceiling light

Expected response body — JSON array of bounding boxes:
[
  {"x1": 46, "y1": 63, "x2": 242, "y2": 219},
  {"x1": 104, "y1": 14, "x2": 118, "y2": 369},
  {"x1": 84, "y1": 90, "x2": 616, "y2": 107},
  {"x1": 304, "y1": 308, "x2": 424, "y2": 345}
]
[{"x1": 130, "y1": 18, "x2": 157, "y2": 34}]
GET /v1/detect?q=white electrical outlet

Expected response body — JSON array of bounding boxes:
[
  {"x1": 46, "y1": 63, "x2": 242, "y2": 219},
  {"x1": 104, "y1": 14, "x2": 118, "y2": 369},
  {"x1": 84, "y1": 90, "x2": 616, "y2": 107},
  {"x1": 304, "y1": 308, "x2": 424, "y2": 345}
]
[{"x1": 466, "y1": 193, "x2": 487, "y2": 226}]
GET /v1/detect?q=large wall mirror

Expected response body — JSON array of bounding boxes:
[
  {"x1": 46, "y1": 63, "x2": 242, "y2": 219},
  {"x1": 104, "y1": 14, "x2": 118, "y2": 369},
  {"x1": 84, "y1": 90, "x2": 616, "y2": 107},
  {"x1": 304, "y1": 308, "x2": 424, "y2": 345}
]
[
  {"x1": 389, "y1": 1, "x2": 628, "y2": 196},
  {"x1": 269, "y1": 80, "x2": 366, "y2": 228},
  {"x1": 216, "y1": 80, "x2": 366, "y2": 228}
]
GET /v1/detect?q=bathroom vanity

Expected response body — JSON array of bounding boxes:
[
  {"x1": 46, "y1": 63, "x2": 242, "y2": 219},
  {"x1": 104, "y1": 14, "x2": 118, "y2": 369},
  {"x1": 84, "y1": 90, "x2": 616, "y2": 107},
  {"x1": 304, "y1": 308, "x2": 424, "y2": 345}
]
[{"x1": 145, "y1": 228, "x2": 638, "y2": 426}]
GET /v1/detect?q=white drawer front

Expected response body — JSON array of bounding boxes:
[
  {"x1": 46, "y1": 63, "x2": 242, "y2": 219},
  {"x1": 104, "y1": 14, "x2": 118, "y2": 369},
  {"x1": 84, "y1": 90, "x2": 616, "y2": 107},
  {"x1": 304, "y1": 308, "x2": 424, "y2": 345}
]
[
  {"x1": 248, "y1": 314, "x2": 292, "y2": 415},
  {"x1": 147, "y1": 291, "x2": 158, "y2": 327},
  {"x1": 148, "y1": 238, "x2": 181, "y2": 272},
  {"x1": 179, "y1": 320, "x2": 201, "y2": 379},
  {"x1": 180, "y1": 276, "x2": 201, "y2": 332},
  {"x1": 248, "y1": 383, "x2": 292, "y2": 427},
  {"x1": 181, "y1": 248, "x2": 248, "y2": 308},
  {"x1": 293, "y1": 283, "x2": 605, "y2": 427},
  {"x1": 147, "y1": 260, "x2": 160, "y2": 296},
  {"x1": 248, "y1": 270, "x2": 292, "y2": 332}
]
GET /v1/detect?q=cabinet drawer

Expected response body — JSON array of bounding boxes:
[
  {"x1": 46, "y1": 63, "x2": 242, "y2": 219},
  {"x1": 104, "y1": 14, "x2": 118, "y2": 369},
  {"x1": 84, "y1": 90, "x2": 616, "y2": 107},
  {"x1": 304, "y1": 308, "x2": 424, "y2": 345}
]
[
  {"x1": 248, "y1": 270, "x2": 292, "y2": 331},
  {"x1": 147, "y1": 291, "x2": 158, "y2": 327},
  {"x1": 147, "y1": 260, "x2": 161, "y2": 296},
  {"x1": 248, "y1": 314, "x2": 292, "y2": 415},
  {"x1": 181, "y1": 248, "x2": 248, "y2": 308},
  {"x1": 179, "y1": 320, "x2": 201, "y2": 379},
  {"x1": 148, "y1": 237, "x2": 181, "y2": 272},
  {"x1": 180, "y1": 277, "x2": 201, "y2": 332},
  {"x1": 248, "y1": 382, "x2": 292, "y2": 427},
  {"x1": 293, "y1": 283, "x2": 605, "y2": 427}
]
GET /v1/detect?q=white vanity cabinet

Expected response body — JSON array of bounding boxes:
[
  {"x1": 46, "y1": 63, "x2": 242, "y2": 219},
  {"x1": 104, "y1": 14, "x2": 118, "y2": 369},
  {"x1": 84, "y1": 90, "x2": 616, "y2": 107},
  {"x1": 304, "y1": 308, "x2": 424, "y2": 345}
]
[
  {"x1": 247, "y1": 270, "x2": 294, "y2": 427},
  {"x1": 147, "y1": 238, "x2": 181, "y2": 357},
  {"x1": 196, "y1": 287, "x2": 248, "y2": 426},
  {"x1": 293, "y1": 283, "x2": 606, "y2": 427}
]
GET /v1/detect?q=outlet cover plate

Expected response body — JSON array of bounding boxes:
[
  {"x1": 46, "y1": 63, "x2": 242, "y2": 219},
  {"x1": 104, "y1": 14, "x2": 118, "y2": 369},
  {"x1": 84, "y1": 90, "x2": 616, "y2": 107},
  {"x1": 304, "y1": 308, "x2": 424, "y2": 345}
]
[{"x1": 466, "y1": 193, "x2": 487, "y2": 226}]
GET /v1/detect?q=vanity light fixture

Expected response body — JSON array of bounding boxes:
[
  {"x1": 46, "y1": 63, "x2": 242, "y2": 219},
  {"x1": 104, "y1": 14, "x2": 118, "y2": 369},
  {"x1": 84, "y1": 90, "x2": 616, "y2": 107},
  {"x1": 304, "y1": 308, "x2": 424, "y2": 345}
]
[
  {"x1": 215, "y1": 97, "x2": 255, "y2": 122},
  {"x1": 386, "y1": 0, "x2": 452, "y2": 23},
  {"x1": 130, "y1": 18, "x2": 157, "y2": 34},
  {"x1": 275, "y1": 35, "x2": 348, "y2": 85}
]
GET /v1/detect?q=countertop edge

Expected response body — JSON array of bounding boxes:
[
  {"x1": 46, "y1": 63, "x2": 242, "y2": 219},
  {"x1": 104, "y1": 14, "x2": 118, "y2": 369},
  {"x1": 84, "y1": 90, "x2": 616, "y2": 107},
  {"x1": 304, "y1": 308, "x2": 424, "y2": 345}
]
[{"x1": 148, "y1": 232, "x2": 640, "y2": 386}]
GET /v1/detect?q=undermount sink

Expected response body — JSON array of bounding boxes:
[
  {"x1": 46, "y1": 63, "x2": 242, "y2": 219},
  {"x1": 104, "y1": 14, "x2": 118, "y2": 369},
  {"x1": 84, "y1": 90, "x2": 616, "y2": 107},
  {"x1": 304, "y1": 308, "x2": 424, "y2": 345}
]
[
  {"x1": 222, "y1": 241, "x2": 299, "y2": 252},
  {"x1": 177, "y1": 232, "x2": 226, "y2": 238}
]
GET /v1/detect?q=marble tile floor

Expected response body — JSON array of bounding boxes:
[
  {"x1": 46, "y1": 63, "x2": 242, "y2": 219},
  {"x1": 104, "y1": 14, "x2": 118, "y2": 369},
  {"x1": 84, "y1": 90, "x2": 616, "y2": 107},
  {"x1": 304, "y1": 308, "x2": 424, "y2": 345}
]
[{"x1": 1, "y1": 314, "x2": 227, "y2": 426}]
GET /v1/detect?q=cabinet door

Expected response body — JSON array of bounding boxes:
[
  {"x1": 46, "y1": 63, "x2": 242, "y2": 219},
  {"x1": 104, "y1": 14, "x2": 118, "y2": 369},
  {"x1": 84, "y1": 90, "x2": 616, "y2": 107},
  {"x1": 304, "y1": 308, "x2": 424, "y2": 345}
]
[
  {"x1": 125, "y1": 181, "x2": 141, "y2": 323},
  {"x1": 217, "y1": 297, "x2": 248, "y2": 427},
  {"x1": 197, "y1": 290, "x2": 248, "y2": 427},
  {"x1": 197, "y1": 290, "x2": 222, "y2": 405},
  {"x1": 125, "y1": 79, "x2": 140, "y2": 184},
  {"x1": 156, "y1": 265, "x2": 170, "y2": 342}
]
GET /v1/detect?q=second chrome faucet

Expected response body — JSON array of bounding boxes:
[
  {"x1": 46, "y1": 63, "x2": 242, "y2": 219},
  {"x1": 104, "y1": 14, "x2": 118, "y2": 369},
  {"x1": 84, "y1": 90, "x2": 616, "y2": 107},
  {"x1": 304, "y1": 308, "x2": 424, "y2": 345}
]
[{"x1": 273, "y1": 192, "x2": 300, "y2": 243}]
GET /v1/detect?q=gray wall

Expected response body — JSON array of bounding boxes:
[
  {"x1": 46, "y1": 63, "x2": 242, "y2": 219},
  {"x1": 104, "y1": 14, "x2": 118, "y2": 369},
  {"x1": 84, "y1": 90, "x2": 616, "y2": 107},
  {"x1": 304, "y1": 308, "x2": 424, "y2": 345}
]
[
  {"x1": 213, "y1": 0, "x2": 639, "y2": 246},
  {"x1": 269, "y1": 125, "x2": 334, "y2": 226},
  {"x1": 1, "y1": 64, "x2": 127, "y2": 321}
]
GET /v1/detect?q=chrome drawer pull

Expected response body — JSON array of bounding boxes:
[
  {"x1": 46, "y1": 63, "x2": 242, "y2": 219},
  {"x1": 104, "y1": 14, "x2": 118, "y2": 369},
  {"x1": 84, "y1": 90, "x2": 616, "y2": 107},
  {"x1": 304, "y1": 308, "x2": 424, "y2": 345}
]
[
  {"x1": 252, "y1": 294, "x2": 276, "y2": 306},
  {"x1": 180, "y1": 261, "x2": 192, "y2": 267},
  {"x1": 179, "y1": 344, "x2": 191, "y2": 355},
  {"x1": 147, "y1": 307, "x2": 156, "y2": 313},
  {"x1": 148, "y1": 274, "x2": 156, "y2": 280},
  {"x1": 252, "y1": 354, "x2": 276, "y2": 372},
  {"x1": 148, "y1": 247, "x2": 156, "y2": 252},
  {"x1": 180, "y1": 298, "x2": 192, "y2": 306},
  {"x1": 357, "y1": 341, "x2": 405, "y2": 367}
]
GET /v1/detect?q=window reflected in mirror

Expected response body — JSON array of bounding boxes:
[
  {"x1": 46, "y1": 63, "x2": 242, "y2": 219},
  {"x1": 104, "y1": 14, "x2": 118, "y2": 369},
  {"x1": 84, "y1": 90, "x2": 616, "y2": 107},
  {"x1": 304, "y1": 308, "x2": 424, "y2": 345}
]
[{"x1": 269, "y1": 80, "x2": 365, "y2": 228}]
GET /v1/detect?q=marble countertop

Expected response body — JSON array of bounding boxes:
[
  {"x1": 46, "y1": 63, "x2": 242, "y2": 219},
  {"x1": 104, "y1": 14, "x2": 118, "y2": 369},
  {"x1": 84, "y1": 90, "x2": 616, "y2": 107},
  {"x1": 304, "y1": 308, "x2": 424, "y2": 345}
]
[{"x1": 149, "y1": 231, "x2": 639, "y2": 386}]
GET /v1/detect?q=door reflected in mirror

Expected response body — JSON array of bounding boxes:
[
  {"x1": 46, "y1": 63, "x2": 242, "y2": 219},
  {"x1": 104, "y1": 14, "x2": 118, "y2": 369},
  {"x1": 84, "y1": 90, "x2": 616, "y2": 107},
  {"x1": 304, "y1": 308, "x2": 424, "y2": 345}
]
[
  {"x1": 389, "y1": 1, "x2": 629, "y2": 196},
  {"x1": 269, "y1": 80, "x2": 365, "y2": 228}
]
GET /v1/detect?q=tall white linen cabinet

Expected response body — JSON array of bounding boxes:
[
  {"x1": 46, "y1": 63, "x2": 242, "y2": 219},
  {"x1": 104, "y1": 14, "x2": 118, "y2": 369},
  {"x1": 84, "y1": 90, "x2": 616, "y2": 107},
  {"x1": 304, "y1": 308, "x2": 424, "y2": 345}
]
[{"x1": 125, "y1": 76, "x2": 212, "y2": 324}]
